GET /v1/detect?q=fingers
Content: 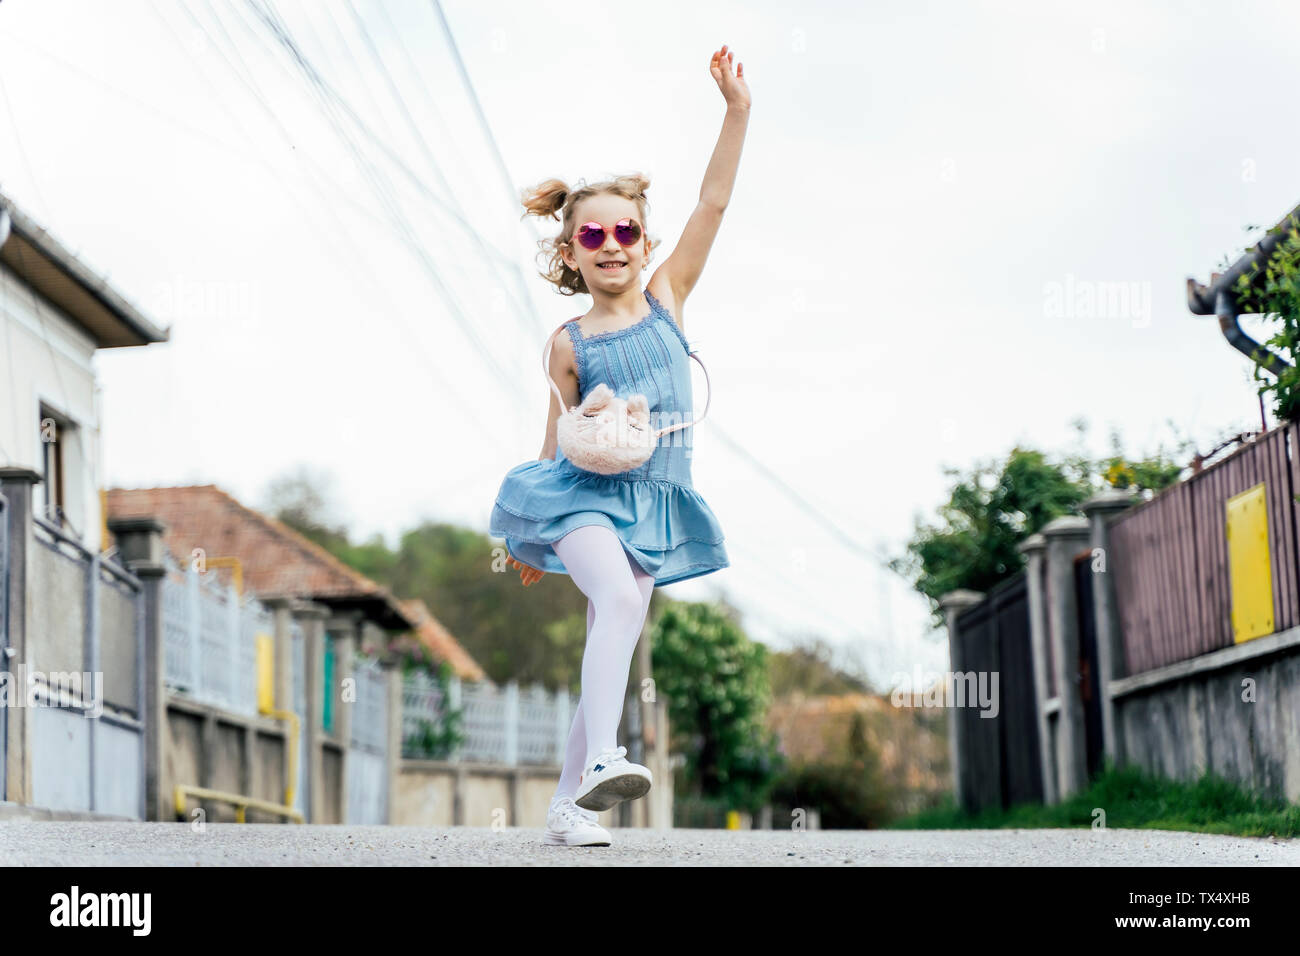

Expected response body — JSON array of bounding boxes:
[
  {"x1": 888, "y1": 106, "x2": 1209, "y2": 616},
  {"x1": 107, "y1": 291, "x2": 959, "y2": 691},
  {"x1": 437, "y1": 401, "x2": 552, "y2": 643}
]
[
  {"x1": 711, "y1": 45, "x2": 739, "y2": 77},
  {"x1": 507, "y1": 555, "x2": 540, "y2": 585}
]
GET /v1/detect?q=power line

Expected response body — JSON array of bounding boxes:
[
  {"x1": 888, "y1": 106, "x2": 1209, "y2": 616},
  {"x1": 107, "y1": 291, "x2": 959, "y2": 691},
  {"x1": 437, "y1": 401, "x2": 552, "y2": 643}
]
[
  {"x1": 421, "y1": 0, "x2": 568, "y2": 340},
  {"x1": 708, "y1": 423, "x2": 909, "y2": 581},
  {"x1": 429, "y1": 0, "x2": 525, "y2": 234},
  {"x1": 151, "y1": 0, "x2": 506, "y2": 439},
  {"x1": 340, "y1": 0, "x2": 538, "y2": 346},
  {"x1": 0, "y1": 63, "x2": 54, "y2": 224},
  {"x1": 243, "y1": 0, "x2": 535, "y2": 410}
]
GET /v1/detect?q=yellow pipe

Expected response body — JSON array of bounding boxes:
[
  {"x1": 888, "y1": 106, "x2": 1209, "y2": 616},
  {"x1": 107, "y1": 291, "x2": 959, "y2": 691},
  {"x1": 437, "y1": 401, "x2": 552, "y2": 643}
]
[
  {"x1": 262, "y1": 708, "x2": 301, "y2": 809},
  {"x1": 201, "y1": 555, "x2": 244, "y2": 595},
  {"x1": 173, "y1": 784, "x2": 304, "y2": 824}
]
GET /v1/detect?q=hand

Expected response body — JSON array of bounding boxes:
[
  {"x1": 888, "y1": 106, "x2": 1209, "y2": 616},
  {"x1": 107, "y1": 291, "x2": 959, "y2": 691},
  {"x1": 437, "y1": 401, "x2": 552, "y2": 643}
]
[
  {"x1": 507, "y1": 555, "x2": 545, "y2": 587},
  {"x1": 710, "y1": 44, "x2": 749, "y2": 110}
]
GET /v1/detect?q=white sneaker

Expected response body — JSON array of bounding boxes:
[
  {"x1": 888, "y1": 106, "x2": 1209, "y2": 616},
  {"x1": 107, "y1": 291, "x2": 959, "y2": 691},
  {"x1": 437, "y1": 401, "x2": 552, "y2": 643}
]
[
  {"x1": 543, "y1": 796, "x2": 611, "y2": 846},
  {"x1": 573, "y1": 745, "x2": 652, "y2": 812}
]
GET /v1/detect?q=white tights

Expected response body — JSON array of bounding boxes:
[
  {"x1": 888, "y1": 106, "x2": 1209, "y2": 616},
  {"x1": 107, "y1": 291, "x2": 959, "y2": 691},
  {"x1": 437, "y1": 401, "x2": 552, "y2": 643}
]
[{"x1": 550, "y1": 523, "x2": 655, "y2": 801}]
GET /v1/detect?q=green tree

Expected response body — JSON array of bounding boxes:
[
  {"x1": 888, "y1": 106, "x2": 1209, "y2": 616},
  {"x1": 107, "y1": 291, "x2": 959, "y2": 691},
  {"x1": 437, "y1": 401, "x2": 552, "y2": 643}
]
[
  {"x1": 892, "y1": 427, "x2": 1188, "y2": 625},
  {"x1": 651, "y1": 601, "x2": 783, "y2": 812},
  {"x1": 1227, "y1": 214, "x2": 1300, "y2": 423}
]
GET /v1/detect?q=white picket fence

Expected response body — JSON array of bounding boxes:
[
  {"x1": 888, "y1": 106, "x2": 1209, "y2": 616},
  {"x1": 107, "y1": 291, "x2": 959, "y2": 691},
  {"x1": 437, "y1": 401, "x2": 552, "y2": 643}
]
[
  {"x1": 160, "y1": 548, "x2": 574, "y2": 769},
  {"x1": 161, "y1": 551, "x2": 264, "y2": 716},
  {"x1": 402, "y1": 670, "x2": 573, "y2": 766}
]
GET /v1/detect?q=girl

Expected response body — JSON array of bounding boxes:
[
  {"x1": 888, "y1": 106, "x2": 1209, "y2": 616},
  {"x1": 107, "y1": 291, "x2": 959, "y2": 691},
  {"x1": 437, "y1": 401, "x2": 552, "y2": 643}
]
[{"x1": 489, "y1": 45, "x2": 749, "y2": 847}]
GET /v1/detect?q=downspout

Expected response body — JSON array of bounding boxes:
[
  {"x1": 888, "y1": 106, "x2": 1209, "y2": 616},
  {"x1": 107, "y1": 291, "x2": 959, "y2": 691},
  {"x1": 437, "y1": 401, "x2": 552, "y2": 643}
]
[{"x1": 1188, "y1": 203, "x2": 1300, "y2": 376}]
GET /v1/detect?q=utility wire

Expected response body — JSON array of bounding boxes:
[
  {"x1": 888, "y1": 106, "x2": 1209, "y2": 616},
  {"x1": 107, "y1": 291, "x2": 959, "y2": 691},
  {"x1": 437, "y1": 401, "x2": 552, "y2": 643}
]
[
  {"x1": 425, "y1": 0, "x2": 554, "y2": 337},
  {"x1": 342, "y1": 0, "x2": 538, "y2": 345},
  {"x1": 156, "y1": 0, "x2": 504, "y2": 438},
  {"x1": 0, "y1": 64, "x2": 54, "y2": 224},
  {"x1": 244, "y1": 0, "x2": 534, "y2": 410}
]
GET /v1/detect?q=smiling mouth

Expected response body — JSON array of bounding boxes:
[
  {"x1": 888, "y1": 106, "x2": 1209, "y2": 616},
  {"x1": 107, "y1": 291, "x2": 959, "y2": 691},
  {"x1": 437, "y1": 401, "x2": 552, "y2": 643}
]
[{"x1": 597, "y1": 262, "x2": 627, "y2": 270}]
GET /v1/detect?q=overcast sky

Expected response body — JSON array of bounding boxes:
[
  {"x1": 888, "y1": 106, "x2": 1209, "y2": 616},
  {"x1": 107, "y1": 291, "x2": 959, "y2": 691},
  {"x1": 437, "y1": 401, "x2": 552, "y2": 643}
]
[{"x1": 2, "y1": 0, "x2": 1298, "y2": 690}]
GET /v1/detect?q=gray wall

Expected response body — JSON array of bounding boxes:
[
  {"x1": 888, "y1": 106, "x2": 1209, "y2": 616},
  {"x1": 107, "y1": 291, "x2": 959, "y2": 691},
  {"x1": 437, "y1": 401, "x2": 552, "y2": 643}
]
[{"x1": 1111, "y1": 630, "x2": 1300, "y2": 805}]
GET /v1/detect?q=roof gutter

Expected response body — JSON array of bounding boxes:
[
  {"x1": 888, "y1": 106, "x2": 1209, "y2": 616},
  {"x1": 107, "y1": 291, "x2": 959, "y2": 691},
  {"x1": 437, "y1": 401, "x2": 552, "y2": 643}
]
[
  {"x1": 0, "y1": 194, "x2": 169, "y2": 347},
  {"x1": 1187, "y1": 201, "x2": 1300, "y2": 377}
]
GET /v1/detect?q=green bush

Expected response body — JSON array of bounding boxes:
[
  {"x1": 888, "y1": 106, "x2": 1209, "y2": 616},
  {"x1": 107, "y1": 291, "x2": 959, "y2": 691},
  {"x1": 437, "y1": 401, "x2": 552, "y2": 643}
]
[{"x1": 1230, "y1": 213, "x2": 1300, "y2": 422}]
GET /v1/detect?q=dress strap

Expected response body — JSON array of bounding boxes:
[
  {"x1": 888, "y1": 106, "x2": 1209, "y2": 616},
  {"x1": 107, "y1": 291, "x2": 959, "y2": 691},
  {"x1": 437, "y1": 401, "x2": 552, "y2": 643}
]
[{"x1": 543, "y1": 316, "x2": 583, "y2": 410}]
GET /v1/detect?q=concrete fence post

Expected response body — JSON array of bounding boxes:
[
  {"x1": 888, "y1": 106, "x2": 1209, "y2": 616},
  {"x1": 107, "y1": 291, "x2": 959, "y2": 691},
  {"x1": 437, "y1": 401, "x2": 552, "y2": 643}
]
[
  {"x1": 937, "y1": 588, "x2": 984, "y2": 813},
  {"x1": 263, "y1": 596, "x2": 297, "y2": 813},
  {"x1": 297, "y1": 604, "x2": 329, "y2": 822},
  {"x1": 1080, "y1": 488, "x2": 1140, "y2": 770},
  {"x1": 329, "y1": 614, "x2": 359, "y2": 823},
  {"x1": 386, "y1": 662, "x2": 402, "y2": 825},
  {"x1": 1042, "y1": 515, "x2": 1092, "y2": 800},
  {"x1": 1016, "y1": 532, "x2": 1057, "y2": 805},
  {"x1": 105, "y1": 514, "x2": 167, "y2": 821}
]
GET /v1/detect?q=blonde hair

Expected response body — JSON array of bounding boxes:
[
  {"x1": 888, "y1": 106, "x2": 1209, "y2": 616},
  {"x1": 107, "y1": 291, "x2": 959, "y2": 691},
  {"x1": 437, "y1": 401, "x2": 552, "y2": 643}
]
[{"x1": 520, "y1": 173, "x2": 654, "y2": 296}]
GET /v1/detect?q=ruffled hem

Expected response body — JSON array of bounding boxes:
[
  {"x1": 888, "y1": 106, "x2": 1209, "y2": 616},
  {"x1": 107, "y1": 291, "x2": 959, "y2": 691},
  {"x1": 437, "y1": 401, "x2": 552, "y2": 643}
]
[{"x1": 488, "y1": 458, "x2": 729, "y2": 586}]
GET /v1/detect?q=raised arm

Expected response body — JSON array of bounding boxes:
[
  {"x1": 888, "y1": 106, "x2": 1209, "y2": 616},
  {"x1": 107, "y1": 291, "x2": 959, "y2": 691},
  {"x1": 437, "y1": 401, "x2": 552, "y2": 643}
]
[{"x1": 651, "y1": 46, "x2": 751, "y2": 321}]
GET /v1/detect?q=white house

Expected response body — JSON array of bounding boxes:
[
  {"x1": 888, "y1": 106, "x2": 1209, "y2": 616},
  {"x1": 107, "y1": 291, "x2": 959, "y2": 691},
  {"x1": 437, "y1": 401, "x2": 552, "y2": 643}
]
[
  {"x1": 0, "y1": 193, "x2": 169, "y2": 545},
  {"x1": 0, "y1": 192, "x2": 168, "y2": 817}
]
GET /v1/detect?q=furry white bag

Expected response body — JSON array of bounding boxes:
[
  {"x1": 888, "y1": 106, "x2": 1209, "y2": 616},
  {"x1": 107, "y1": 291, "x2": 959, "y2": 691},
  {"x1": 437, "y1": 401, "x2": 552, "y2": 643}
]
[{"x1": 542, "y1": 314, "x2": 711, "y2": 475}]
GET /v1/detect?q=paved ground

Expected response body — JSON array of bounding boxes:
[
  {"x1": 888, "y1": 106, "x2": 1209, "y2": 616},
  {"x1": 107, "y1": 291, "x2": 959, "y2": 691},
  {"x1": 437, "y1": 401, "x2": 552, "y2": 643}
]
[{"x1": 0, "y1": 822, "x2": 1294, "y2": 865}]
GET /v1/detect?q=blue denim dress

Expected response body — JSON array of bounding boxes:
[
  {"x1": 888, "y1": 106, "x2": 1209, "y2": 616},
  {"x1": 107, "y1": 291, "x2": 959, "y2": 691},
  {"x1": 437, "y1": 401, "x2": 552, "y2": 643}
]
[{"x1": 490, "y1": 288, "x2": 729, "y2": 585}]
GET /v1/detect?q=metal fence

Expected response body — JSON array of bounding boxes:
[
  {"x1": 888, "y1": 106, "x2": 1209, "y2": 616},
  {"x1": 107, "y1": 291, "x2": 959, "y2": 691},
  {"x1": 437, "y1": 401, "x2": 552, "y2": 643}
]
[
  {"x1": 27, "y1": 514, "x2": 145, "y2": 818},
  {"x1": 1109, "y1": 423, "x2": 1299, "y2": 674},
  {"x1": 346, "y1": 653, "x2": 389, "y2": 824},
  {"x1": 291, "y1": 615, "x2": 308, "y2": 819},
  {"x1": 161, "y1": 550, "x2": 264, "y2": 716},
  {"x1": 401, "y1": 671, "x2": 573, "y2": 766}
]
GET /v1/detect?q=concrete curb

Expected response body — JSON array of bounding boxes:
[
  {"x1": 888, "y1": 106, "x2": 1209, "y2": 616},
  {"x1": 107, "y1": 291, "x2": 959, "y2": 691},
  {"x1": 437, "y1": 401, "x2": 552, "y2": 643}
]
[{"x1": 0, "y1": 801, "x2": 137, "y2": 822}]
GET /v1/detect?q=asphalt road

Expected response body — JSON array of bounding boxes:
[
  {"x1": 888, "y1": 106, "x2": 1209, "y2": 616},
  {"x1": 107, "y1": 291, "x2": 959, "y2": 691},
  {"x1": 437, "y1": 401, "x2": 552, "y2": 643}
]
[{"x1": 0, "y1": 822, "x2": 1294, "y2": 866}]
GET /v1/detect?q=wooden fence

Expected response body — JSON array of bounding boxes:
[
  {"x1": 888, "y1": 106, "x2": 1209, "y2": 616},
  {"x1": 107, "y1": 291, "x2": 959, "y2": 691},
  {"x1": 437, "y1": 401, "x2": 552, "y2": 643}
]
[
  {"x1": 1108, "y1": 422, "x2": 1300, "y2": 674},
  {"x1": 953, "y1": 571, "x2": 1044, "y2": 812}
]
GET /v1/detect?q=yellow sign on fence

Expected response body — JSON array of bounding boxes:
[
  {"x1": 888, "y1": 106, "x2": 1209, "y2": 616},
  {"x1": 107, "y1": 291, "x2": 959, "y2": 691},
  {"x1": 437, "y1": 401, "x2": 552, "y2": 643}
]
[{"x1": 1226, "y1": 483, "x2": 1273, "y2": 643}]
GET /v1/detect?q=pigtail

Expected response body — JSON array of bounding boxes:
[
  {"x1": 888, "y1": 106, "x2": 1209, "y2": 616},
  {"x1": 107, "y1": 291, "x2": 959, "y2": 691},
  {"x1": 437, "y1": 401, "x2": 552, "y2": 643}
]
[
  {"x1": 523, "y1": 173, "x2": 654, "y2": 297},
  {"x1": 520, "y1": 178, "x2": 570, "y2": 221}
]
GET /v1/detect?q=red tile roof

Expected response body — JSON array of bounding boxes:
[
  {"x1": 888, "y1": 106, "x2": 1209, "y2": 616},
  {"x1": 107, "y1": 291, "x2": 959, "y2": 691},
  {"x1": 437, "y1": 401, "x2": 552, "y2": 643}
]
[
  {"x1": 398, "y1": 599, "x2": 487, "y2": 682},
  {"x1": 107, "y1": 484, "x2": 388, "y2": 599},
  {"x1": 105, "y1": 484, "x2": 484, "y2": 678}
]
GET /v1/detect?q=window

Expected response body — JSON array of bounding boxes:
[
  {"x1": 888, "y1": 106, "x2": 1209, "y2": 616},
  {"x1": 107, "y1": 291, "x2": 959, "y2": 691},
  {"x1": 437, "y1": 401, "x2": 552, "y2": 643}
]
[{"x1": 37, "y1": 405, "x2": 68, "y2": 527}]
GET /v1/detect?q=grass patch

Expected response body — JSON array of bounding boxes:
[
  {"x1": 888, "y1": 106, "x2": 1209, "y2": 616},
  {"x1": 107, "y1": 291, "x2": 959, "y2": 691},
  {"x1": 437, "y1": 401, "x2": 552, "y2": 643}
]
[{"x1": 884, "y1": 759, "x2": 1300, "y2": 838}]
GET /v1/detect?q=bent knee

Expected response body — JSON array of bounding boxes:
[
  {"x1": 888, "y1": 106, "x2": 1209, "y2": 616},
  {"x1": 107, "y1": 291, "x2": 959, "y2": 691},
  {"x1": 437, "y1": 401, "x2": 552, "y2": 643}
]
[{"x1": 595, "y1": 582, "x2": 644, "y2": 622}]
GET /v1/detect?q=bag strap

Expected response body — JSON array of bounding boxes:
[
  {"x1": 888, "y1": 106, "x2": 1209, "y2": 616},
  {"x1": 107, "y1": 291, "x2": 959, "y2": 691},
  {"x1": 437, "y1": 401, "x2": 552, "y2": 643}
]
[{"x1": 543, "y1": 316, "x2": 711, "y2": 437}]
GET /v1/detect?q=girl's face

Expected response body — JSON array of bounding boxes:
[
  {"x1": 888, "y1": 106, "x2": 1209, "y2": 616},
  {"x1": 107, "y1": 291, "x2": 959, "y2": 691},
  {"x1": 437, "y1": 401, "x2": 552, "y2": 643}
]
[{"x1": 561, "y1": 194, "x2": 651, "y2": 292}]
